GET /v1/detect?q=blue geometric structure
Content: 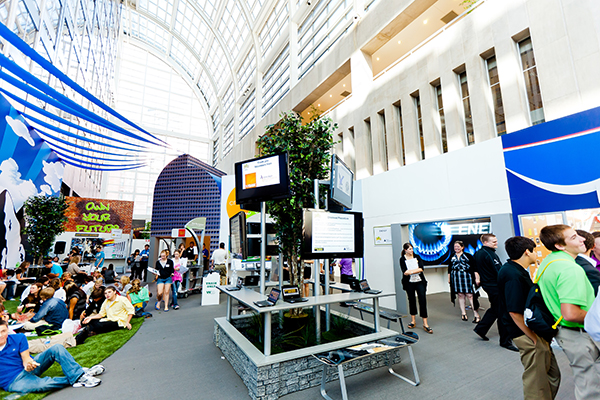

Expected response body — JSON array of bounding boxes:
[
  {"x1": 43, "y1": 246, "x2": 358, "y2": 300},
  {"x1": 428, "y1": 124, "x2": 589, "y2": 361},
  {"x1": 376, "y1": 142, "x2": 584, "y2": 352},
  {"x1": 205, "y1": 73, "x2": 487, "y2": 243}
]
[{"x1": 151, "y1": 154, "x2": 225, "y2": 250}]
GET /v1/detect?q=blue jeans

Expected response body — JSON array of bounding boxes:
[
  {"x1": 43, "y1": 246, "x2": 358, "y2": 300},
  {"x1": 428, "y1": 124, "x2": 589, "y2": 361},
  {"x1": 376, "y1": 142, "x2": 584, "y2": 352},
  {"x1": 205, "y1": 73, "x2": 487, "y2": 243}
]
[
  {"x1": 6, "y1": 344, "x2": 84, "y2": 393},
  {"x1": 171, "y1": 280, "x2": 180, "y2": 306}
]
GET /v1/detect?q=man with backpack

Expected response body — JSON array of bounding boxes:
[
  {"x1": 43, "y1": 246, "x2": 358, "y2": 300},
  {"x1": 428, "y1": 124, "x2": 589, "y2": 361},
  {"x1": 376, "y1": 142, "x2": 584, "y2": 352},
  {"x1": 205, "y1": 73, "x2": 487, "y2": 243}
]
[
  {"x1": 498, "y1": 236, "x2": 560, "y2": 399},
  {"x1": 537, "y1": 225, "x2": 600, "y2": 400}
]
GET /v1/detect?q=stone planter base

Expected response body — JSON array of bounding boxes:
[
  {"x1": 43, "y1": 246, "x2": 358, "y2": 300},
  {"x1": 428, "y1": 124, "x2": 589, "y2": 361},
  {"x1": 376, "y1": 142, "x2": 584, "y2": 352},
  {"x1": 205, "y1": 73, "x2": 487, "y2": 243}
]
[{"x1": 214, "y1": 310, "x2": 402, "y2": 400}]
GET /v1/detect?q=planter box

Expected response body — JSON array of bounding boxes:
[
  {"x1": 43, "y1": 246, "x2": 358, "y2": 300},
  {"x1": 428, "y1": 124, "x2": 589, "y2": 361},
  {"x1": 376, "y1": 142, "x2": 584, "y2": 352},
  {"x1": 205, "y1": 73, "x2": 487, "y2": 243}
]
[{"x1": 214, "y1": 310, "x2": 401, "y2": 400}]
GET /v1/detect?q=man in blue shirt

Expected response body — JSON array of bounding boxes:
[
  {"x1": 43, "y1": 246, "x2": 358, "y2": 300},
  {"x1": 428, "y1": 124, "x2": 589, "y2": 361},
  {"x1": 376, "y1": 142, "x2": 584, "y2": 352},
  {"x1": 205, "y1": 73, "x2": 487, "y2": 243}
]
[
  {"x1": 23, "y1": 288, "x2": 68, "y2": 331},
  {"x1": 0, "y1": 320, "x2": 103, "y2": 392},
  {"x1": 45, "y1": 259, "x2": 63, "y2": 279},
  {"x1": 140, "y1": 244, "x2": 150, "y2": 282},
  {"x1": 94, "y1": 245, "x2": 105, "y2": 272}
]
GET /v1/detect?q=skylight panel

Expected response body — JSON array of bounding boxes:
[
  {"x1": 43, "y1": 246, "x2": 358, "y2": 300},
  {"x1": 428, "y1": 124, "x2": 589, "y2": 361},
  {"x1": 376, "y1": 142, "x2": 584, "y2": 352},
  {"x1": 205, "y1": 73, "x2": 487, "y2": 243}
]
[
  {"x1": 170, "y1": 39, "x2": 199, "y2": 78},
  {"x1": 205, "y1": 40, "x2": 231, "y2": 92},
  {"x1": 138, "y1": 0, "x2": 172, "y2": 25}
]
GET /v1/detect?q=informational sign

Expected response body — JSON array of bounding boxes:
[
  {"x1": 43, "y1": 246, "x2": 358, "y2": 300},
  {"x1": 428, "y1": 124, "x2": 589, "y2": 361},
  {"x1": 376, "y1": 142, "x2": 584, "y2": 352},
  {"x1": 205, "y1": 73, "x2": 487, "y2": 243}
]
[
  {"x1": 186, "y1": 217, "x2": 206, "y2": 231},
  {"x1": 242, "y1": 155, "x2": 280, "y2": 189},
  {"x1": 312, "y1": 212, "x2": 355, "y2": 253},
  {"x1": 104, "y1": 239, "x2": 128, "y2": 259},
  {"x1": 202, "y1": 272, "x2": 221, "y2": 306},
  {"x1": 64, "y1": 197, "x2": 133, "y2": 234},
  {"x1": 373, "y1": 226, "x2": 392, "y2": 245},
  {"x1": 519, "y1": 213, "x2": 565, "y2": 278},
  {"x1": 171, "y1": 228, "x2": 192, "y2": 238},
  {"x1": 110, "y1": 229, "x2": 122, "y2": 239}
]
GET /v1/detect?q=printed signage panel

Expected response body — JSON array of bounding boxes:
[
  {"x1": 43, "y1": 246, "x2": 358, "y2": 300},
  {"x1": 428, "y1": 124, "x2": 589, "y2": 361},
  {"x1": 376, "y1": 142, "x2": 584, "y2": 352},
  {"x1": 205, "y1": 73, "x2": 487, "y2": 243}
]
[{"x1": 64, "y1": 197, "x2": 134, "y2": 234}]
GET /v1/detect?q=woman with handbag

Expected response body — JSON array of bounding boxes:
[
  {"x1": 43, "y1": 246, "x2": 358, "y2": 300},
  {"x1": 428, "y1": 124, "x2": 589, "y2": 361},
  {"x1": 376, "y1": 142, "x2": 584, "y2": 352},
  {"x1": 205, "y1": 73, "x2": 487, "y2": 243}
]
[{"x1": 399, "y1": 243, "x2": 432, "y2": 334}]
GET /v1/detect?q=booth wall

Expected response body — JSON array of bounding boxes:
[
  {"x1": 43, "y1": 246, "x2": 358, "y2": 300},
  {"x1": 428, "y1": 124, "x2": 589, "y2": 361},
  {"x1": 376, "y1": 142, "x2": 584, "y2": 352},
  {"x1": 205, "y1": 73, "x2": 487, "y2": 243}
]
[{"x1": 359, "y1": 138, "x2": 512, "y2": 309}]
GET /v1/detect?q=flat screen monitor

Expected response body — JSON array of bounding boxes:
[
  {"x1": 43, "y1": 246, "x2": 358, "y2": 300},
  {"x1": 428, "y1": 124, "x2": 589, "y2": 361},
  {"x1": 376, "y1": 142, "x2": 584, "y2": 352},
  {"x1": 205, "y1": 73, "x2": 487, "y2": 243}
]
[
  {"x1": 229, "y1": 211, "x2": 247, "y2": 260},
  {"x1": 235, "y1": 153, "x2": 291, "y2": 205},
  {"x1": 329, "y1": 154, "x2": 353, "y2": 209},
  {"x1": 301, "y1": 209, "x2": 364, "y2": 259}
]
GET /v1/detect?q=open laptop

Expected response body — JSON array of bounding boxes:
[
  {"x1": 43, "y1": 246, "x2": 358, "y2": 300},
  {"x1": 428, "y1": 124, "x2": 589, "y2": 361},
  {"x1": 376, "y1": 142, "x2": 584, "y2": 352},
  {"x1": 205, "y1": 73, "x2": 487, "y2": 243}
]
[
  {"x1": 348, "y1": 278, "x2": 361, "y2": 292},
  {"x1": 358, "y1": 279, "x2": 382, "y2": 295},
  {"x1": 254, "y1": 288, "x2": 281, "y2": 307},
  {"x1": 224, "y1": 277, "x2": 244, "y2": 291},
  {"x1": 244, "y1": 275, "x2": 260, "y2": 287},
  {"x1": 281, "y1": 286, "x2": 309, "y2": 303}
]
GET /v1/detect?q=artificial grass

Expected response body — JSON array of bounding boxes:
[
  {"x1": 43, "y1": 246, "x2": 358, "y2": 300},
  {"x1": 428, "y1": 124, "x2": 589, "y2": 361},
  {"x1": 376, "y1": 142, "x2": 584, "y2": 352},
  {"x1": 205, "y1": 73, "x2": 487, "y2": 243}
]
[{"x1": 0, "y1": 300, "x2": 143, "y2": 400}]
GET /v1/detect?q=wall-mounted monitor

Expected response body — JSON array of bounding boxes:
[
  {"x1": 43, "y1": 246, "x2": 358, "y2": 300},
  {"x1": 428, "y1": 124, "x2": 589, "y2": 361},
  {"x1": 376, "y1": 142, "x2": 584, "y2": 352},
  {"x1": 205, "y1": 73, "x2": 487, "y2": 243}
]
[
  {"x1": 329, "y1": 154, "x2": 353, "y2": 209},
  {"x1": 235, "y1": 153, "x2": 291, "y2": 205},
  {"x1": 229, "y1": 211, "x2": 247, "y2": 260},
  {"x1": 408, "y1": 217, "x2": 491, "y2": 266},
  {"x1": 301, "y1": 209, "x2": 364, "y2": 259}
]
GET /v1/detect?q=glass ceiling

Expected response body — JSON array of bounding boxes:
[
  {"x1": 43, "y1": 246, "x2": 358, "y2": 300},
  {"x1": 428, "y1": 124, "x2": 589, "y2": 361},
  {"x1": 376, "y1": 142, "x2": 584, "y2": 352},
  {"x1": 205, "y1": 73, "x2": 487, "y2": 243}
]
[{"x1": 123, "y1": 0, "x2": 363, "y2": 161}]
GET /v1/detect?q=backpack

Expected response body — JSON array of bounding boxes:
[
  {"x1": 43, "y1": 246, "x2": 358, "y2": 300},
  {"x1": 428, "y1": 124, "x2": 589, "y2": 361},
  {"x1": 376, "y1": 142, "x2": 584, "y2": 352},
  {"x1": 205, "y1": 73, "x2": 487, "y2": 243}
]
[{"x1": 524, "y1": 259, "x2": 564, "y2": 342}]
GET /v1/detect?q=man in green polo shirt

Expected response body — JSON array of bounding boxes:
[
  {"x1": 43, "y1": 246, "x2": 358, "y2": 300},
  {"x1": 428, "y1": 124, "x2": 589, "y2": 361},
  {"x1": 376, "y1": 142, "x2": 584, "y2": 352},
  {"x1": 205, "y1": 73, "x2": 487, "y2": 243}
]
[{"x1": 537, "y1": 224, "x2": 600, "y2": 400}]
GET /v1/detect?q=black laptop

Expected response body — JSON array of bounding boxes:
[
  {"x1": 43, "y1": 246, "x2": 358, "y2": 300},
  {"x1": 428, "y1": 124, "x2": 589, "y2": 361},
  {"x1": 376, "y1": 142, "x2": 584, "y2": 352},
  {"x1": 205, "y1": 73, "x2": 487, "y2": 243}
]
[
  {"x1": 348, "y1": 278, "x2": 361, "y2": 292},
  {"x1": 244, "y1": 275, "x2": 260, "y2": 286},
  {"x1": 282, "y1": 285, "x2": 309, "y2": 303},
  {"x1": 358, "y1": 279, "x2": 382, "y2": 295},
  {"x1": 254, "y1": 288, "x2": 281, "y2": 307},
  {"x1": 224, "y1": 277, "x2": 244, "y2": 291}
]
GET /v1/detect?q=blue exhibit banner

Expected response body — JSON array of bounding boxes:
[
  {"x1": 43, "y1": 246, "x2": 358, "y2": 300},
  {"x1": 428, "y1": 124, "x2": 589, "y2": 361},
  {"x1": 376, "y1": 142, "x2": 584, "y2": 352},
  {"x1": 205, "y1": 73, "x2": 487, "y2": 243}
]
[{"x1": 501, "y1": 106, "x2": 600, "y2": 234}]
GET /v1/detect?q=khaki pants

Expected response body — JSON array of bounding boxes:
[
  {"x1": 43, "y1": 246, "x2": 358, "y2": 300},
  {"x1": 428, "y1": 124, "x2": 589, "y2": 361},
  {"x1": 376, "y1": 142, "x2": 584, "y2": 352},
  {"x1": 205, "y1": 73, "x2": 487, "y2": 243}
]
[
  {"x1": 555, "y1": 326, "x2": 600, "y2": 400},
  {"x1": 214, "y1": 264, "x2": 227, "y2": 285},
  {"x1": 513, "y1": 335, "x2": 560, "y2": 399},
  {"x1": 23, "y1": 319, "x2": 48, "y2": 331}
]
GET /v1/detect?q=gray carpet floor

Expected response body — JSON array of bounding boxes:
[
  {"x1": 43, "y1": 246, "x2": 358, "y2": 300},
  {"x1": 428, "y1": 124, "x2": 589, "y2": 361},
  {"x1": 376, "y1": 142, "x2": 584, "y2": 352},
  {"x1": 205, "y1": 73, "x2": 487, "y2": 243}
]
[{"x1": 47, "y1": 291, "x2": 576, "y2": 400}]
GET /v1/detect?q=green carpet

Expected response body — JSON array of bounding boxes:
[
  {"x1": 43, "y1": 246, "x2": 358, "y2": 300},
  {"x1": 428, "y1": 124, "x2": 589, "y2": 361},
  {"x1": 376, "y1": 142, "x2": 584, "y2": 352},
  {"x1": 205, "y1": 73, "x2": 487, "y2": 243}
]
[{"x1": 1, "y1": 300, "x2": 143, "y2": 400}]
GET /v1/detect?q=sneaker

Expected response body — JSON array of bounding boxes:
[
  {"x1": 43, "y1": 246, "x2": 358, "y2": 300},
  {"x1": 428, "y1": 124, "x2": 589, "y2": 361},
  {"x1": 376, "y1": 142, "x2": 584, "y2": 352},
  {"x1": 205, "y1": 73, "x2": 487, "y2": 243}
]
[
  {"x1": 173, "y1": 305, "x2": 180, "y2": 310},
  {"x1": 73, "y1": 374, "x2": 101, "y2": 388},
  {"x1": 83, "y1": 364, "x2": 105, "y2": 376}
]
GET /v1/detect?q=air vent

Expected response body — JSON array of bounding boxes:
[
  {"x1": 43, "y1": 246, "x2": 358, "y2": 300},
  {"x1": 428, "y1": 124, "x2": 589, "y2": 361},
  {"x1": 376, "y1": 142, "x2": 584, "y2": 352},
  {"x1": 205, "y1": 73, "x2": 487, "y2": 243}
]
[
  {"x1": 340, "y1": 91, "x2": 351, "y2": 97},
  {"x1": 441, "y1": 11, "x2": 458, "y2": 24}
]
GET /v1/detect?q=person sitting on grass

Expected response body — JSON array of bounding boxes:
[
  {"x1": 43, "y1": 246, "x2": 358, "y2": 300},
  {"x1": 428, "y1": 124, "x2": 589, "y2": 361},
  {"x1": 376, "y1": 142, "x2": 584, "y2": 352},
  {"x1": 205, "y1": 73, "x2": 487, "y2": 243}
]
[
  {"x1": 64, "y1": 282, "x2": 87, "y2": 321},
  {"x1": 80, "y1": 287, "x2": 105, "y2": 321},
  {"x1": 20, "y1": 276, "x2": 50, "y2": 303},
  {"x1": 0, "y1": 319, "x2": 104, "y2": 392},
  {"x1": 127, "y1": 279, "x2": 152, "y2": 318},
  {"x1": 117, "y1": 275, "x2": 131, "y2": 295},
  {"x1": 23, "y1": 288, "x2": 68, "y2": 332},
  {"x1": 11, "y1": 282, "x2": 43, "y2": 323},
  {"x1": 76, "y1": 286, "x2": 134, "y2": 345}
]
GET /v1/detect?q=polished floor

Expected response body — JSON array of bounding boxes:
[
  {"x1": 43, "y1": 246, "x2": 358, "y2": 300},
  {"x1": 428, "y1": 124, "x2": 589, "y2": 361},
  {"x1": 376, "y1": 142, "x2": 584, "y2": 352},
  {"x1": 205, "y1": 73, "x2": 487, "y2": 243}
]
[{"x1": 47, "y1": 290, "x2": 575, "y2": 400}]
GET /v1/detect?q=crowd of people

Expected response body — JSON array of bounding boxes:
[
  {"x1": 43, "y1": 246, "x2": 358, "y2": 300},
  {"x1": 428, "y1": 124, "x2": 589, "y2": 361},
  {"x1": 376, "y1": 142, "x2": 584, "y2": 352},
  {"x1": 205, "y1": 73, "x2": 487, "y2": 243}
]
[{"x1": 0, "y1": 245, "x2": 163, "y2": 394}]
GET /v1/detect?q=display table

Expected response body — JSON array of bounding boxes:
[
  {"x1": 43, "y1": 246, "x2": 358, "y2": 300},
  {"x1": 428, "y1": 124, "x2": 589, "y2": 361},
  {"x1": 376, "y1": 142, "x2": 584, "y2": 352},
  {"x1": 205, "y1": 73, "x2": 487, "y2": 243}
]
[{"x1": 218, "y1": 286, "x2": 395, "y2": 356}]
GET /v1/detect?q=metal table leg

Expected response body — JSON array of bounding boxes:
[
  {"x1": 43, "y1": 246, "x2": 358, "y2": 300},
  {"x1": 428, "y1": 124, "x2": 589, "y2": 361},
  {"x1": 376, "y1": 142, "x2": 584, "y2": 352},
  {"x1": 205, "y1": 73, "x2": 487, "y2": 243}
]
[
  {"x1": 264, "y1": 311, "x2": 271, "y2": 356},
  {"x1": 387, "y1": 346, "x2": 420, "y2": 386},
  {"x1": 373, "y1": 297, "x2": 381, "y2": 332},
  {"x1": 320, "y1": 365, "x2": 348, "y2": 400},
  {"x1": 226, "y1": 295, "x2": 232, "y2": 322}
]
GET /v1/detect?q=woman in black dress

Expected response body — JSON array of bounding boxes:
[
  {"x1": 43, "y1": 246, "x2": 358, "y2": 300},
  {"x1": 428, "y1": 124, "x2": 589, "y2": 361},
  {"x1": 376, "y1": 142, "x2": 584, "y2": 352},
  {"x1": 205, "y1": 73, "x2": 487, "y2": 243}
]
[
  {"x1": 448, "y1": 241, "x2": 481, "y2": 322},
  {"x1": 399, "y1": 243, "x2": 432, "y2": 334}
]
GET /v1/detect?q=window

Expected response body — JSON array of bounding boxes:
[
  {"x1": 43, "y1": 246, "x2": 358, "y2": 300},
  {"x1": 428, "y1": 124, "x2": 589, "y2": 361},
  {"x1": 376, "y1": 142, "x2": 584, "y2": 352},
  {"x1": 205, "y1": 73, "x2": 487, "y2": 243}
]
[
  {"x1": 262, "y1": 44, "x2": 290, "y2": 117},
  {"x1": 393, "y1": 101, "x2": 405, "y2": 166},
  {"x1": 458, "y1": 71, "x2": 474, "y2": 145},
  {"x1": 212, "y1": 140, "x2": 220, "y2": 165},
  {"x1": 378, "y1": 109, "x2": 388, "y2": 171},
  {"x1": 485, "y1": 55, "x2": 506, "y2": 135},
  {"x1": 222, "y1": 119, "x2": 234, "y2": 156},
  {"x1": 348, "y1": 126, "x2": 356, "y2": 172},
  {"x1": 239, "y1": 90, "x2": 255, "y2": 139},
  {"x1": 412, "y1": 92, "x2": 425, "y2": 160},
  {"x1": 518, "y1": 37, "x2": 545, "y2": 125},
  {"x1": 364, "y1": 118, "x2": 373, "y2": 175},
  {"x1": 433, "y1": 84, "x2": 447, "y2": 153}
]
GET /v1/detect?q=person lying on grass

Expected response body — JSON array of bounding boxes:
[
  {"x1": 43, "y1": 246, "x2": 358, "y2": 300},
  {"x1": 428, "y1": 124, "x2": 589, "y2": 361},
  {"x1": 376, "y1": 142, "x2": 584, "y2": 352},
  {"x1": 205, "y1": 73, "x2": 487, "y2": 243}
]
[
  {"x1": 0, "y1": 319, "x2": 104, "y2": 392},
  {"x1": 77, "y1": 286, "x2": 135, "y2": 345}
]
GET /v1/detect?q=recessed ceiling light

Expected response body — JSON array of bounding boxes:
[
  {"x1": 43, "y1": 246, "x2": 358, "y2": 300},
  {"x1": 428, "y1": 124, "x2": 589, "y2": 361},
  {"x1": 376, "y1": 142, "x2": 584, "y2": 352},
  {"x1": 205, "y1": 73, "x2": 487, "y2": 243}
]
[
  {"x1": 318, "y1": 104, "x2": 321, "y2": 107},
  {"x1": 376, "y1": 57, "x2": 380, "y2": 61},
  {"x1": 423, "y1": 19, "x2": 428, "y2": 24},
  {"x1": 398, "y1": 40, "x2": 401, "y2": 44},
  {"x1": 329, "y1": 94, "x2": 332, "y2": 97},
  {"x1": 343, "y1": 84, "x2": 346, "y2": 87}
]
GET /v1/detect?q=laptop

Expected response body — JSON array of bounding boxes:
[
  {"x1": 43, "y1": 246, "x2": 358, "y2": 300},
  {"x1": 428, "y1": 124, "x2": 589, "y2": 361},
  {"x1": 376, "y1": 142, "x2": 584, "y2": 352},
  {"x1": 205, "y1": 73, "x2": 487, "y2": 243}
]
[
  {"x1": 358, "y1": 279, "x2": 382, "y2": 295},
  {"x1": 281, "y1": 286, "x2": 309, "y2": 303},
  {"x1": 244, "y1": 275, "x2": 260, "y2": 287},
  {"x1": 348, "y1": 278, "x2": 361, "y2": 292},
  {"x1": 254, "y1": 288, "x2": 281, "y2": 307},
  {"x1": 224, "y1": 277, "x2": 244, "y2": 291}
]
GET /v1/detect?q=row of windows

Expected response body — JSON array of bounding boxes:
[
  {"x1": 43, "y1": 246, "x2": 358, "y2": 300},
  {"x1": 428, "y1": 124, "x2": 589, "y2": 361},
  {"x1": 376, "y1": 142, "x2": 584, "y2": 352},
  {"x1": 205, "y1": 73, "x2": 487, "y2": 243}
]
[{"x1": 340, "y1": 35, "x2": 545, "y2": 174}]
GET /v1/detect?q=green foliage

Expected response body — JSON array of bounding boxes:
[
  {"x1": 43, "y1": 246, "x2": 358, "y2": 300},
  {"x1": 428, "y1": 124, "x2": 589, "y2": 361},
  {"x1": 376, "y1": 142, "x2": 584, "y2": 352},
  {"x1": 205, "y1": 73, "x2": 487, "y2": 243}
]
[
  {"x1": 23, "y1": 195, "x2": 68, "y2": 265},
  {"x1": 256, "y1": 111, "x2": 337, "y2": 294},
  {"x1": 460, "y1": 0, "x2": 478, "y2": 9}
]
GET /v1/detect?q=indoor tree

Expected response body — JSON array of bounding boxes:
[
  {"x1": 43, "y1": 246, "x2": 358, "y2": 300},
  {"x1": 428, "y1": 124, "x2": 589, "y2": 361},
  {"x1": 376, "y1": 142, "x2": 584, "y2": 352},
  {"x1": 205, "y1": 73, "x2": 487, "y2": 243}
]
[
  {"x1": 256, "y1": 110, "x2": 337, "y2": 315},
  {"x1": 23, "y1": 194, "x2": 69, "y2": 265}
]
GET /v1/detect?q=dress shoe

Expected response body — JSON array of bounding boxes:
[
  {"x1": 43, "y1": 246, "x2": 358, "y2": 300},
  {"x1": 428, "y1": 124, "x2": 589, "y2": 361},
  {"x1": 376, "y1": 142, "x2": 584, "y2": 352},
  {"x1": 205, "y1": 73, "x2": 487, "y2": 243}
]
[
  {"x1": 501, "y1": 343, "x2": 519, "y2": 352},
  {"x1": 474, "y1": 329, "x2": 489, "y2": 341}
]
